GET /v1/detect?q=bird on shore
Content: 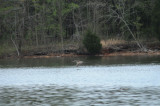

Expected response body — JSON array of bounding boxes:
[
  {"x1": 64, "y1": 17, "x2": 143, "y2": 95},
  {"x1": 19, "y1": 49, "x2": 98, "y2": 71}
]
[{"x1": 73, "y1": 60, "x2": 83, "y2": 67}]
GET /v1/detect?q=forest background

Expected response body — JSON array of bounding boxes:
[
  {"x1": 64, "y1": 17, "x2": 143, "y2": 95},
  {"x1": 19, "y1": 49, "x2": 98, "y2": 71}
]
[{"x1": 0, "y1": 0, "x2": 160, "y2": 57}]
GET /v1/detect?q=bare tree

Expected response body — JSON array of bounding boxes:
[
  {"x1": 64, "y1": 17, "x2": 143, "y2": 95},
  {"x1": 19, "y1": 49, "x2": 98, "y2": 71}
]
[
  {"x1": 57, "y1": 0, "x2": 64, "y2": 53},
  {"x1": 106, "y1": 0, "x2": 147, "y2": 51}
]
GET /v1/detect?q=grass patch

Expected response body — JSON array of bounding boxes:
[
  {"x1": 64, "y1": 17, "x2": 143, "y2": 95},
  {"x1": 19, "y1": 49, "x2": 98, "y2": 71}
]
[{"x1": 101, "y1": 38, "x2": 126, "y2": 48}]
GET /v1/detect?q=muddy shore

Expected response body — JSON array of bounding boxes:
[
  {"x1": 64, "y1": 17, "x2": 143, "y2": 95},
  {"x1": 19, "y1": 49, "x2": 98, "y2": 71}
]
[
  {"x1": 20, "y1": 51, "x2": 160, "y2": 59},
  {"x1": 1, "y1": 49, "x2": 160, "y2": 59}
]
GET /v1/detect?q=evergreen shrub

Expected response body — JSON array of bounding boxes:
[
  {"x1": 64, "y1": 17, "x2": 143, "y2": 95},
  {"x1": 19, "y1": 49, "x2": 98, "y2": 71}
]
[{"x1": 83, "y1": 30, "x2": 102, "y2": 54}]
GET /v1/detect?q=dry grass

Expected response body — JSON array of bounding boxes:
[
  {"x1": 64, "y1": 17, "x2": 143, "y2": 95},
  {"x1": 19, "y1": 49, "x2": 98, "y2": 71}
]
[{"x1": 101, "y1": 38, "x2": 126, "y2": 48}]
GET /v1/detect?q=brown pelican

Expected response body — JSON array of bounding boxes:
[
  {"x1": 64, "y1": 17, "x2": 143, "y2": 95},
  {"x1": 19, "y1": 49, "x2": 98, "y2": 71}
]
[{"x1": 73, "y1": 60, "x2": 83, "y2": 67}]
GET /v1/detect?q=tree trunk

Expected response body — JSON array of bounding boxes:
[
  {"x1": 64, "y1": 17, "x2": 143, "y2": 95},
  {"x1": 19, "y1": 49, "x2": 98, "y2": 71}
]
[
  {"x1": 57, "y1": 0, "x2": 64, "y2": 53},
  {"x1": 12, "y1": 12, "x2": 20, "y2": 56}
]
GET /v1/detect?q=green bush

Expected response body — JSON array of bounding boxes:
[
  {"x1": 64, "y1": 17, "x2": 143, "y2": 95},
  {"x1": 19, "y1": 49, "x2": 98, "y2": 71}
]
[{"x1": 83, "y1": 30, "x2": 102, "y2": 54}]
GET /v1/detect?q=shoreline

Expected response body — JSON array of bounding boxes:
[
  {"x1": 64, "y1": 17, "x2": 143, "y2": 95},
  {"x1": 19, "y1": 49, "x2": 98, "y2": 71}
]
[
  {"x1": 1, "y1": 42, "x2": 160, "y2": 59},
  {"x1": 12, "y1": 51, "x2": 160, "y2": 59},
  {"x1": 1, "y1": 50, "x2": 160, "y2": 59}
]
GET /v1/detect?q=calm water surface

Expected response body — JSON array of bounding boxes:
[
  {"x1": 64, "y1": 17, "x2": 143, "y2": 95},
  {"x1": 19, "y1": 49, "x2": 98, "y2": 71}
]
[{"x1": 0, "y1": 56, "x2": 160, "y2": 106}]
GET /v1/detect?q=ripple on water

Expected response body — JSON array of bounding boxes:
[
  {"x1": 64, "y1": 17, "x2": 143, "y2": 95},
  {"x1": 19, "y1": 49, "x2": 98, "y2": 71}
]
[
  {"x1": 0, "y1": 85, "x2": 160, "y2": 106},
  {"x1": 0, "y1": 65, "x2": 160, "y2": 105}
]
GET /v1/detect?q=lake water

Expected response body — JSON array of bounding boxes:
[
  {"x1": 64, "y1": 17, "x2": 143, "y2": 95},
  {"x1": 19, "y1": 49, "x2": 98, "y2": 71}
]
[{"x1": 0, "y1": 56, "x2": 160, "y2": 106}]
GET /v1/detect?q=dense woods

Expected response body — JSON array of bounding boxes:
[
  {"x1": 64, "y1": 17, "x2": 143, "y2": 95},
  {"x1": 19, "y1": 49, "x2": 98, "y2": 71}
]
[{"x1": 0, "y1": 0, "x2": 160, "y2": 56}]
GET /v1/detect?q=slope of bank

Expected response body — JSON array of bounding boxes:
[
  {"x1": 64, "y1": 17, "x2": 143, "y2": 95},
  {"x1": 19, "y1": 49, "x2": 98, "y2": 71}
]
[{"x1": 0, "y1": 41, "x2": 160, "y2": 59}]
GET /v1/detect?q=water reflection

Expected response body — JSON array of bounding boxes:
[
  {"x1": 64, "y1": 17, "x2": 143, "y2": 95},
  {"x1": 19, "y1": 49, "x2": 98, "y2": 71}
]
[
  {"x1": 0, "y1": 55, "x2": 160, "y2": 68},
  {"x1": 0, "y1": 85, "x2": 160, "y2": 106}
]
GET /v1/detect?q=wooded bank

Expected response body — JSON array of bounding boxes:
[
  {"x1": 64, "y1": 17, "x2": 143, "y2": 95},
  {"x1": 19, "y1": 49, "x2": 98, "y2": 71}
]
[{"x1": 0, "y1": 0, "x2": 160, "y2": 58}]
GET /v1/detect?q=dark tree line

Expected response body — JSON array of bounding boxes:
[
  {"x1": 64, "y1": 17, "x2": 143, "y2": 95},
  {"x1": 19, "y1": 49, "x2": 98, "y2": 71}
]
[{"x1": 0, "y1": 0, "x2": 159, "y2": 56}]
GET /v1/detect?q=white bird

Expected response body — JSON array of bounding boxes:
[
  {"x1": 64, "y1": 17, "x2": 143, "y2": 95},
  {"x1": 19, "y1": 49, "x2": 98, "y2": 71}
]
[{"x1": 73, "y1": 60, "x2": 83, "y2": 67}]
